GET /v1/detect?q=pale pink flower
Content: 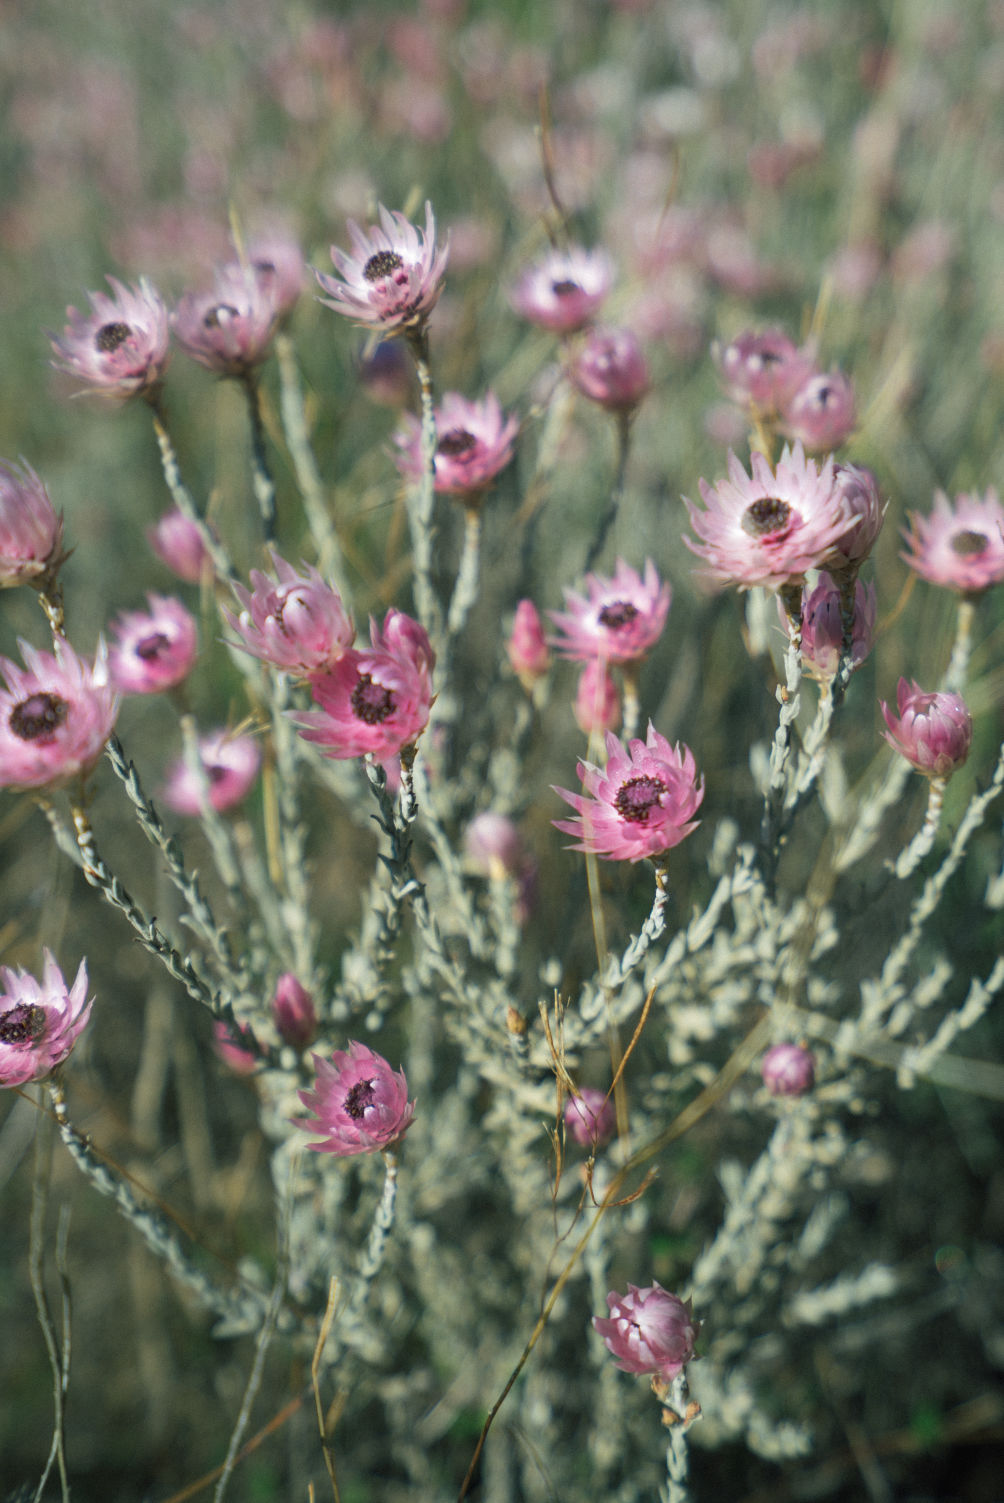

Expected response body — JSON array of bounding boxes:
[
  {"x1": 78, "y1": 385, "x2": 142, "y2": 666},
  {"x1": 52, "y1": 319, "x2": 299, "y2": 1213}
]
[
  {"x1": 780, "y1": 574, "x2": 876, "y2": 682},
  {"x1": 315, "y1": 201, "x2": 448, "y2": 336},
  {"x1": 880, "y1": 680, "x2": 972, "y2": 779},
  {"x1": 245, "y1": 232, "x2": 305, "y2": 323},
  {"x1": 0, "y1": 951, "x2": 92, "y2": 1087},
  {"x1": 684, "y1": 443, "x2": 855, "y2": 591},
  {"x1": 593, "y1": 1282, "x2": 700, "y2": 1380},
  {"x1": 553, "y1": 724, "x2": 703, "y2": 863},
  {"x1": 49, "y1": 276, "x2": 170, "y2": 400},
  {"x1": 781, "y1": 369, "x2": 856, "y2": 452},
  {"x1": 510, "y1": 245, "x2": 614, "y2": 334},
  {"x1": 297, "y1": 1041, "x2": 415, "y2": 1155},
  {"x1": 272, "y1": 974, "x2": 317, "y2": 1049},
  {"x1": 0, "y1": 638, "x2": 117, "y2": 791},
  {"x1": 224, "y1": 554, "x2": 355, "y2": 677},
  {"x1": 506, "y1": 599, "x2": 550, "y2": 689},
  {"x1": 574, "y1": 659, "x2": 621, "y2": 734},
  {"x1": 108, "y1": 594, "x2": 198, "y2": 695},
  {"x1": 901, "y1": 488, "x2": 1004, "y2": 596},
  {"x1": 570, "y1": 326, "x2": 650, "y2": 411},
  {"x1": 173, "y1": 263, "x2": 280, "y2": 376},
  {"x1": 463, "y1": 812, "x2": 524, "y2": 878},
  {"x1": 392, "y1": 391, "x2": 518, "y2": 496},
  {"x1": 0, "y1": 460, "x2": 64, "y2": 588},
  {"x1": 712, "y1": 328, "x2": 815, "y2": 413},
  {"x1": 761, "y1": 1043, "x2": 815, "y2": 1097},
  {"x1": 161, "y1": 729, "x2": 261, "y2": 814},
  {"x1": 147, "y1": 508, "x2": 212, "y2": 583},
  {"x1": 565, "y1": 1087, "x2": 616, "y2": 1147},
  {"x1": 549, "y1": 559, "x2": 670, "y2": 664},
  {"x1": 828, "y1": 463, "x2": 886, "y2": 571},
  {"x1": 213, "y1": 1019, "x2": 259, "y2": 1075}
]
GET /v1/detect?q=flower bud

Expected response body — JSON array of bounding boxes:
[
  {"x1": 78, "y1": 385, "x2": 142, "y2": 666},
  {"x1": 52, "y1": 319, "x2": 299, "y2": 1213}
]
[
  {"x1": 570, "y1": 327, "x2": 650, "y2": 412},
  {"x1": 506, "y1": 600, "x2": 550, "y2": 690},
  {"x1": 272, "y1": 973, "x2": 317, "y2": 1049},
  {"x1": 761, "y1": 1042, "x2": 815, "y2": 1097},
  {"x1": 564, "y1": 1087, "x2": 616, "y2": 1147},
  {"x1": 593, "y1": 1282, "x2": 700, "y2": 1380},
  {"x1": 880, "y1": 680, "x2": 973, "y2": 779},
  {"x1": 574, "y1": 659, "x2": 621, "y2": 734}
]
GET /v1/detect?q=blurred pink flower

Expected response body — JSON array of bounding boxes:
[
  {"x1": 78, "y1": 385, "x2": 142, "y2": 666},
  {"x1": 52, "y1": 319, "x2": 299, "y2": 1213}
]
[
  {"x1": 0, "y1": 460, "x2": 64, "y2": 588},
  {"x1": 315, "y1": 201, "x2": 448, "y2": 336},
  {"x1": 0, "y1": 638, "x2": 117, "y2": 791},
  {"x1": 161, "y1": 729, "x2": 261, "y2": 814},
  {"x1": 245, "y1": 232, "x2": 305, "y2": 323},
  {"x1": 880, "y1": 681, "x2": 972, "y2": 779},
  {"x1": 564, "y1": 1087, "x2": 616, "y2": 1147},
  {"x1": 506, "y1": 599, "x2": 550, "y2": 689},
  {"x1": 780, "y1": 574, "x2": 876, "y2": 682},
  {"x1": 49, "y1": 276, "x2": 170, "y2": 401},
  {"x1": 574, "y1": 659, "x2": 621, "y2": 734},
  {"x1": 761, "y1": 1043, "x2": 816, "y2": 1097},
  {"x1": 549, "y1": 559, "x2": 669, "y2": 664},
  {"x1": 109, "y1": 594, "x2": 198, "y2": 695},
  {"x1": 0, "y1": 950, "x2": 92, "y2": 1087},
  {"x1": 713, "y1": 328, "x2": 814, "y2": 413},
  {"x1": 147, "y1": 508, "x2": 212, "y2": 583},
  {"x1": 213, "y1": 1018, "x2": 259, "y2": 1075},
  {"x1": 464, "y1": 812, "x2": 524, "y2": 878},
  {"x1": 593, "y1": 1282, "x2": 700, "y2": 1379},
  {"x1": 272, "y1": 973, "x2": 317, "y2": 1049},
  {"x1": 173, "y1": 263, "x2": 280, "y2": 377},
  {"x1": 393, "y1": 391, "x2": 518, "y2": 496},
  {"x1": 553, "y1": 724, "x2": 703, "y2": 863},
  {"x1": 901, "y1": 488, "x2": 1004, "y2": 596},
  {"x1": 570, "y1": 326, "x2": 650, "y2": 412},
  {"x1": 781, "y1": 369, "x2": 856, "y2": 452},
  {"x1": 297, "y1": 1041, "x2": 415, "y2": 1155},
  {"x1": 224, "y1": 553, "x2": 355, "y2": 677},
  {"x1": 509, "y1": 245, "x2": 614, "y2": 334}
]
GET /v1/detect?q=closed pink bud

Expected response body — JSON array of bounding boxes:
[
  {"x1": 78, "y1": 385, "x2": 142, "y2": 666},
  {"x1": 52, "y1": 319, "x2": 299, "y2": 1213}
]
[
  {"x1": 880, "y1": 680, "x2": 972, "y2": 779},
  {"x1": 761, "y1": 1042, "x2": 815, "y2": 1097},
  {"x1": 593, "y1": 1282, "x2": 700, "y2": 1380},
  {"x1": 272, "y1": 973, "x2": 317, "y2": 1049},
  {"x1": 570, "y1": 327, "x2": 650, "y2": 412},
  {"x1": 213, "y1": 1019, "x2": 259, "y2": 1076},
  {"x1": 781, "y1": 369, "x2": 856, "y2": 452},
  {"x1": 0, "y1": 460, "x2": 64, "y2": 588},
  {"x1": 506, "y1": 600, "x2": 550, "y2": 690},
  {"x1": 564, "y1": 1087, "x2": 616, "y2": 1147},
  {"x1": 574, "y1": 659, "x2": 621, "y2": 734},
  {"x1": 829, "y1": 462, "x2": 886, "y2": 569},
  {"x1": 781, "y1": 574, "x2": 875, "y2": 682},
  {"x1": 147, "y1": 508, "x2": 212, "y2": 583}
]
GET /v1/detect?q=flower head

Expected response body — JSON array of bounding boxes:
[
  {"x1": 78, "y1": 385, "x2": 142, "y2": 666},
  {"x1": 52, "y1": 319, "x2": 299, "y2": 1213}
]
[
  {"x1": 564, "y1": 1087, "x2": 616, "y2": 1148},
  {"x1": 828, "y1": 462, "x2": 886, "y2": 572},
  {"x1": 510, "y1": 246, "x2": 614, "y2": 334},
  {"x1": 0, "y1": 460, "x2": 64, "y2": 588},
  {"x1": 0, "y1": 951, "x2": 92, "y2": 1087},
  {"x1": 570, "y1": 326, "x2": 650, "y2": 411},
  {"x1": 315, "y1": 201, "x2": 448, "y2": 336},
  {"x1": 161, "y1": 729, "x2": 261, "y2": 814},
  {"x1": 109, "y1": 594, "x2": 198, "y2": 695},
  {"x1": 463, "y1": 812, "x2": 524, "y2": 879},
  {"x1": 393, "y1": 391, "x2": 518, "y2": 496},
  {"x1": 297, "y1": 1041, "x2": 415, "y2": 1155},
  {"x1": 549, "y1": 559, "x2": 669, "y2": 664},
  {"x1": 0, "y1": 638, "x2": 117, "y2": 791},
  {"x1": 781, "y1": 573, "x2": 876, "y2": 682},
  {"x1": 553, "y1": 724, "x2": 703, "y2": 863},
  {"x1": 213, "y1": 1019, "x2": 259, "y2": 1076},
  {"x1": 574, "y1": 659, "x2": 621, "y2": 734},
  {"x1": 245, "y1": 232, "x2": 305, "y2": 323},
  {"x1": 506, "y1": 599, "x2": 550, "y2": 689},
  {"x1": 49, "y1": 276, "x2": 170, "y2": 400},
  {"x1": 173, "y1": 263, "x2": 281, "y2": 377},
  {"x1": 223, "y1": 553, "x2": 355, "y2": 677},
  {"x1": 147, "y1": 507, "x2": 212, "y2": 583},
  {"x1": 712, "y1": 328, "x2": 815, "y2": 413},
  {"x1": 761, "y1": 1042, "x2": 816, "y2": 1097},
  {"x1": 272, "y1": 973, "x2": 317, "y2": 1049},
  {"x1": 880, "y1": 680, "x2": 972, "y2": 779},
  {"x1": 593, "y1": 1282, "x2": 700, "y2": 1380},
  {"x1": 781, "y1": 368, "x2": 856, "y2": 452},
  {"x1": 902, "y1": 488, "x2": 1004, "y2": 596}
]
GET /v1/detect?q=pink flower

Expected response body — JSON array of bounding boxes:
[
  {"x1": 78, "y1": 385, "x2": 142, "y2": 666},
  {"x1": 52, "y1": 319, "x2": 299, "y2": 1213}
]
[
  {"x1": 781, "y1": 369, "x2": 856, "y2": 452},
  {"x1": 314, "y1": 201, "x2": 448, "y2": 336},
  {"x1": 108, "y1": 594, "x2": 198, "y2": 695},
  {"x1": 901, "y1": 488, "x2": 1004, "y2": 596},
  {"x1": 147, "y1": 508, "x2": 212, "y2": 583},
  {"x1": 712, "y1": 328, "x2": 815, "y2": 413},
  {"x1": 0, "y1": 951, "x2": 92, "y2": 1087},
  {"x1": 880, "y1": 680, "x2": 972, "y2": 779},
  {"x1": 173, "y1": 263, "x2": 280, "y2": 377},
  {"x1": 463, "y1": 812, "x2": 524, "y2": 878},
  {"x1": 0, "y1": 460, "x2": 64, "y2": 588},
  {"x1": 297, "y1": 1041, "x2": 415, "y2": 1155},
  {"x1": 828, "y1": 463, "x2": 886, "y2": 571},
  {"x1": 570, "y1": 326, "x2": 650, "y2": 411},
  {"x1": 223, "y1": 553, "x2": 355, "y2": 677},
  {"x1": 509, "y1": 245, "x2": 614, "y2": 334},
  {"x1": 213, "y1": 1018, "x2": 259, "y2": 1075},
  {"x1": 780, "y1": 574, "x2": 876, "y2": 682},
  {"x1": 0, "y1": 638, "x2": 118, "y2": 791},
  {"x1": 574, "y1": 659, "x2": 621, "y2": 734},
  {"x1": 506, "y1": 599, "x2": 551, "y2": 689},
  {"x1": 593, "y1": 1282, "x2": 700, "y2": 1380},
  {"x1": 761, "y1": 1043, "x2": 815, "y2": 1097},
  {"x1": 553, "y1": 724, "x2": 703, "y2": 863},
  {"x1": 564, "y1": 1087, "x2": 616, "y2": 1147},
  {"x1": 684, "y1": 443, "x2": 855, "y2": 591},
  {"x1": 392, "y1": 391, "x2": 518, "y2": 496},
  {"x1": 272, "y1": 973, "x2": 317, "y2": 1049},
  {"x1": 245, "y1": 232, "x2": 305, "y2": 323},
  {"x1": 161, "y1": 729, "x2": 262, "y2": 814},
  {"x1": 49, "y1": 276, "x2": 170, "y2": 400},
  {"x1": 549, "y1": 559, "x2": 670, "y2": 664}
]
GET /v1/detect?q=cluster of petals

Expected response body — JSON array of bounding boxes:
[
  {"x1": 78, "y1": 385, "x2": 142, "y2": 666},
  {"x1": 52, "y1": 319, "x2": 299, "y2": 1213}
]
[
  {"x1": 147, "y1": 507, "x2": 212, "y2": 583},
  {"x1": 315, "y1": 201, "x2": 448, "y2": 336},
  {"x1": 828, "y1": 463, "x2": 886, "y2": 572},
  {"x1": 509, "y1": 245, "x2": 614, "y2": 334},
  {"x1": 549, "y1": 559, "x2": 670, "y2": 664},
  {"x1": 0, "y1": 951, "x2": 92, "y2": 1087},
  {"x1": 161, "y1": 728, "x2": 261, "y2": 814},
  {"x1": 593, "y1": 1282, "x2": 700, "y2": 1380},
  {"x1": 553, "y1": 724, "x2": 703, "y2": 863},
  {"x1": 506, "y1": 599, "x2": 550, "y2": 690},
  {"x1": 173, "y1": 262, "x2": 281, "y2": 377},
  {"x1": 761, "y1": 1043, "x2": 816, "y2": 1098},
  {"x1": 49, "y1": 276, "x2": 170, "y2": 401},
  {"x1": 0, "y1": 638, "x2": 117, "y2": 791},
  {"x1": 272, "y1": 973, "x2": 317, "y2": 1049},
  {"x1": 574, "y1": 659, "x2": 621, "y2": 734},
  {"x1": 0, "y1": 459, "x2": 64, "y2": 588},
  {"x1": 880, "y1": 680, "x2": 972, "y2": 779},
  {"x1": 901, "y1": 488, "x2": 1004, "y2": 596},
  {"x1": 297, "y1": 1041, "x2": 415, "y2": 1155},
  {"x1": 224, "y1": 553, "x2": 355, "y2": 677},
  {"x1": 685, "y1": 443, "x2": 858, "y2": 592},
  {"x1": 714, "y1": 329, "x2": 855, "y2": 451},
  {"x1": 564, "y1": 1087, "x2": 616, "y2": 1148},
  {"x1": 780, "y1": 574, "x2": 876, "y2": 682},
  {"x1": 570, "y1": 326, "x2": 650, "y2": 412},
  {"x1": 393, "y1": 391, "x2": 518, "y2": 496},
  {"x1": 294, "y1": 608, "x2": 434, "y2": 762},
  {"x1": 109, "y1": 594, "x2": 198, "y2": 695},
  {"x1": 781, "y1": 370, "x2": 856, "y2": 453}
]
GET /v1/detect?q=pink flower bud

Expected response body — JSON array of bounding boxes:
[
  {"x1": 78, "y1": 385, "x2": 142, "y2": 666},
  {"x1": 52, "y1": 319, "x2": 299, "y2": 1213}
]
[
  {"x1": 0, "y1": 460, "x2": 64, "y2": 588},
  {"x1": 0, "y1": 951, "x2": 92, "y2": 1087},
  {"x1": 781, "y1": 369, "x2": 856, "y2": 452},
  {"x1": 570, "y1": 327, "x2": 650, "y2": 412},
  {"x1": 593, "y1": 1282, "x2": 700, "y2": 1380},
  {"x1": 147, "y1": 508, "x2": 212, "y2": 583},
  {"x1": 463, "y1": 812, "x2": 524, "y2": 878},
  {"x1": 829, "y1": 462, "x2": 886, "y2": 569},
  {"x1": 297, "y1": 1041, "x2": 415, "y2": 1155},
  {"x1": 272, "y1": 973, "x2": 317, "y2": 1049},
  {"x1": 781, "y1": 574, "x2": 876, "y2": 682},
  {"x1": 761, "y1": 1042, "x2": 815, "y2": 1097},
  {"x1": 213, "y1": 1019, "x2": 259, "y2": 1075},
  {"x1": 506, "y1": 600, "x2": 550, "y2": 690},
  {"x1": 880, "y1": 680, "x2": 973, "y2": 779},
  {"x1": 564, "y1": 1087, "x2": 616, "y2": 1147},
  {"x1": 574, "y1": 659, "x2": 621, "y2": 734}
]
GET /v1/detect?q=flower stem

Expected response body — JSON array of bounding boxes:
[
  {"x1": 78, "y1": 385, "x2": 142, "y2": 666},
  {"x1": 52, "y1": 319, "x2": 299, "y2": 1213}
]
[
  {"x1": 583, "y1": 409, "x2": 632, "y2": 573},
  {"x1": 147, "y1": 397, "x2": 236, "y2": 584},
  {"x1": 348, "y1": 1150, "x2": 399, "y2": 1315},
  {"x1": 892, "y1": 775, "x2": 947, "y2": 879},
  {"x1": 404, "y1": 331, "x2": 443, "y2": 643},
  {"x1": 241, "y1": 372, "x2": 277, "y2": 541},
  {"x1": 944, "y1": 596, "x2": 975, "y2": 693},
  {"x1": 276, "y1": 330, "x2": 350, "y2": 597},
  {"x1": 446, "y1": 505, "x2": 482, "y2": 638}
]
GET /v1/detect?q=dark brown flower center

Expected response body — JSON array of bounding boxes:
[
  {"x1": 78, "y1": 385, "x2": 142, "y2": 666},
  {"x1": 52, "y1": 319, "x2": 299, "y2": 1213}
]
[
  {"x1": 742, "y1": 497, "x2": 793, "y2": 537},
  {"x1": 437, "y1": 428, "x2": 478, "y2": 457},
  {"x1": 598, "y1": 600, "x2": 639, "y2": 630},
  {"x1": 9, "y1": 692, "x2": 69, "y2": 742},
  {"x1": 207, "y1": 763, "x2": 229, "y2": 784},
  {"x1": 252, "y1": 258, "x2": 276, "y2": 276},
  {"x1": 95, "y1": 321, "x2": 132, "y2": 352},
  {"x1": 135, "y1": 631, "x2": 171, "y2": 661},
  {"x1": 344, "y1": 1078, "x2": 376, "y2": 1118},
  {"x1": 203, "y1": 304, "x2": 238, "y2": 329},
  {"x1": 614, "y1": 775, "x2": 666, "y2": 823},
  {"x1": 0, "y1": 1003, "x2": 46, "y2": 1044},
  {"x1": 351, "y1": 673, "x2": 395, "y2": 724},
  {"x1": 951, "y1": 530, "x2": 988, "y2": 556},
  {"x1": 551, "y1": 279, "x2": 581, "y2": 297},
  {"x1": 364, "y1": 250, "x2": 404, "y2": 282}
]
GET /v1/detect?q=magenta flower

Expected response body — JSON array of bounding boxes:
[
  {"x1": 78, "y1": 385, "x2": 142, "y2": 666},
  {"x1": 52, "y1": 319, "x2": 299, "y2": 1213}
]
[
  {"x1": 272, "y1": 973, "x2": 317, "y2": 1049},
  {"x1": 109, "y1": 594, "x2": 198, "y2": 695},
  {"x1": 781, "y1": 369, "x2": 856, "y2": 452},
  {"x1": 297, "y1": 1041, "x2": 415, "y2": 1155},
  {"x1": 315, "y1": 201, "x2": 448, "y2": 336},
  {"x1": 593, "y1": 1282, "x2": 700, "y2": 1380},
  {"x1": 901, "y1": 488, "x2": 1004, "y2": 596},
  {"x1": 0, "y1": 460, "x2": 64, "y2": 588},
  {"x1": 223, "y1": 553, "x2": 355, "y2": 677},
  {"x1": 213, "y1": 1019, "x2": 259, "y2": 1076},
  {"x1": 553, "y1": 724, "x2": 703, "y2": 863},
  {"x1": 0, "y1": 638, "x2": 117, "y2": 792},
  {"x1": 880, "y1": 680, "x2": 972, "y2": 779},
  {"x1": 780, "y1": 574, "x2": 876, "y2": 682},
  {"x1": 49, "y1": 276, "x2": 170, "y2": 401},
  {"x1": 570, "y1": 326, "x2": 650, "y2": 412},
  {"x1": 510, "y1": 245, "x2": 614, "y2": 334},
  {"x1": 161, "y1": 729, "x2": 262, "y2": 814},
  {"x1": 147, "y1": 508, "x2": 212, "y2": 583},
  {"x1": 549, "y1": 559, "x2": 670, "y2": 664},
  {"x1": 713, "y1": 328, "x2": 815, "y2": 413},
  {"x1": 0, "y1": 951, "x2": 92, "y2": 1087},
  {"x1": 574, "y1": 659, "x2": 621, "y2": 734},
  {"x1": 173, "y1": 263, "x2": 281, "y2": 377},
  {"x1": 761, "y1": 1043, "x2": 816, "y2": 1098},
  {"x1": 684, "y1": 443, "x2": 855, "y2": 592},
  {"x1": 393, "y1": 391, "x2": 518, "y2": 496},
  {"x1": 564, "y1": 1087, "x2": 616, "y2": 1148},
  {"x1": 506, "y1": 599, "x2": 550, "y2": 690}
]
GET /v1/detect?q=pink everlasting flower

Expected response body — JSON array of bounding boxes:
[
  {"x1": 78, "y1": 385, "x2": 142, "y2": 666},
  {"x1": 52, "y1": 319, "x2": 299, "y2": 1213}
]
[
  {"x1": 828, "y1": 462, "x2": 886, "y2": 572},
  {"x1": 49, "y1": 276, "x2": 170, "y2": 401},
  {"x1": 224, "y1": 553, "x2": 355, "y2": 677},
  {"x1": 161, "y1": 729, "x2": 262, "y2": 814},
  {"x1": 880, "y1": 680, "x2": 972, "y2": 779},
  {"x1": 0, "y1": 951, "x2": 92, "y2": 1087},
  {"x1": 0, "y1": 638, "x2": 117, "y2": 791},
  {"x1": 297, "y1": 1041, "x2": 415, "y2": 1155},
  {"x1": 574, "y1": 659, "x2": 621, "y2": 734},
  {"x1": 761, "y1": 1043, "x2": 816, "y2": 1097},
  {"x1": 393, "y1": 391, "x2": 518, "y2": 496},
  {"x1": 463, "y1": 812, "x2": 524, "y2": 878},
  {"x1": 213, "y1": 1018, "x2": 259, "y2": 1076},
  {"x1": 713, "y1": 329, "x2": 815, "y2": 413},
  {"x1": 593, "y1": 1282, "x2": 700, "y2": 1380},
  {"x1": 173, "y1": 263, "x2": 280, "y2": 377},
  {"x1": 781, "y1": 369, "x2": 856, "y2": 452},
  {"x1": 147, "y1": 508, "x2": 213, "y2": 583},
  {"x1": 685, "y1": 443, "x2": 855, "y2": 592},
  {"x1": 780, "y1": 574, "x2": 876, "y2": 682},
  {"x1": 510, "y1": 245, "x2": 614, "y2": 334},
  {"x1": 570, "y1": 326, "x2": 650, "y2": 411},
  {"x1": 109, "y1": 594, "x2": 198, "y2": 695},
  {"x1": 272, "y1": 973, "x2": 317, "y2": 1049},
  {"x1": 549, "y1": 559, "x2": 670, "y2": 664},
  {"x1": 245, "y1": 232, "x2": 305, "y2": 323},
  {"x1": 506, "y1": 600, "x2": 551, "y2": 690},
  {"x1": 553, "y1": 724, "x2": 703, "y2": 863},
  {"x1": 0, "y1": 460, "x2": 64, "y2": 588},
  {"x1": 901, "y1": 488, "x2": 1004, "y2": 596},
  {"x1": 564, "y1": 1087, "x2": 616, "y2": 1148},
  {"x1": 315, "y1": 201, "x2": 448, "y2": 336}
]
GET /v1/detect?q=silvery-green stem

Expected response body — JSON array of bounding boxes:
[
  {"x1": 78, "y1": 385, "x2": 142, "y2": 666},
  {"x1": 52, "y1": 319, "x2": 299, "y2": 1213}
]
[
  {"x1": 602, "y1": 864, "x2": 669, "y2": 989},
  {"x1": 660, "y1": 1376, "x2": 694, "y2": 1503},
  {"x1": 241, "y1": 372, "x2": 277, "y2": 541},
  {"x1": 348, "y1": 1151, "x2": 399, "y2": 1316},
  {"x1": 269, "y1": 676, "x2": 317, "y2": 984},
  {"x1": 276, "y1": 330, "x2": 350, "y2": 596},
  {"x1": 148, "y1": 400, "x2": 235, "y2": 584},
  {"x1": 892, "y1": 775, "x2": 946, "y2": 879},
  {"x1": 761, "y1": 590, "x2": 803, "y2": 889},
  {"x1": 447, "y1": 505, "x2": 483, "y2": 638},
  {"x1": 583, "y1": 409, "x2": 632, "y2": 574},
  {"x1": 405, "y1": 334, "x2": 443, "y2": 642},
  {"x1": 30, "y1": 1108, "x2": 70, "y2": 1503},
  {"x1": 944, "y1": 596, "x2": 975, "y2": 693}
]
